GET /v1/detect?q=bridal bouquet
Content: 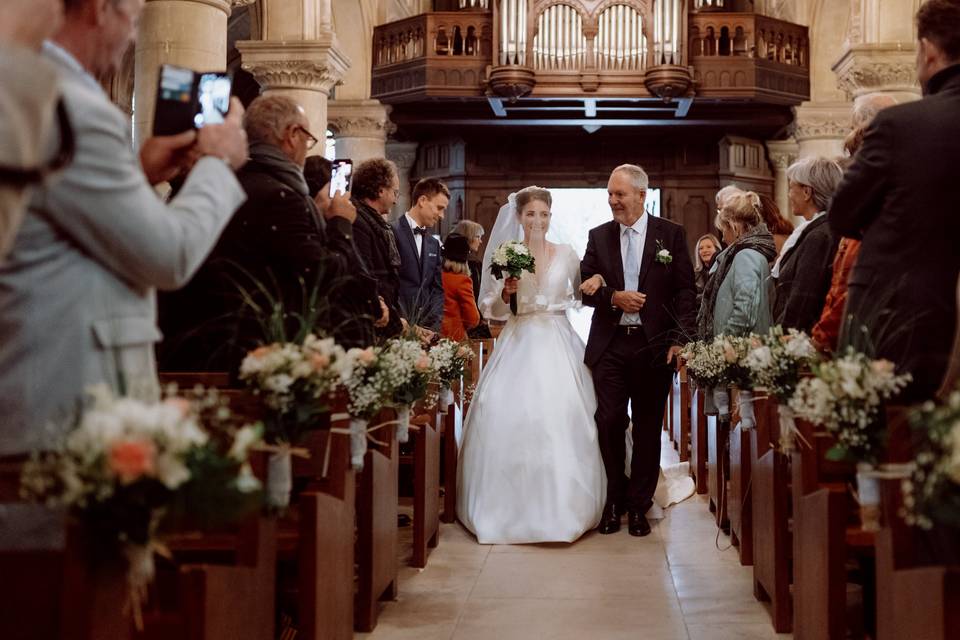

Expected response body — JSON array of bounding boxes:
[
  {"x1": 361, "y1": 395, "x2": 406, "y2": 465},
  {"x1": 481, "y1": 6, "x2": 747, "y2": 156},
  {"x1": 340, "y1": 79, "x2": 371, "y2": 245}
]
[
  {"x1": 788, "y1": 347, "x2": 912, "y2": 464},
  {"x1": 378, "y1": 337, "x2": 434, "y2": 443},
  {"x1": 429, "y1": 338, "x2": 474, "y2": 410},
  {"x1": 20, "y1": 385, "x2": 263, "y2": 627},
  {"x1": 902, "y1": 389, "x2": 960, "y2": 530},
  {"x1": 489, "y1": 239, "x2": 536, "y2": 314}
]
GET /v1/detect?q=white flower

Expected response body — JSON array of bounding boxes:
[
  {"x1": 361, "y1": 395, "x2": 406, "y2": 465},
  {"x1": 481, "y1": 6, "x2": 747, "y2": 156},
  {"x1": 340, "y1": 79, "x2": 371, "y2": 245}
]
[{"x1": 658, "y1": 249, "x2": 670, "y2": 258}]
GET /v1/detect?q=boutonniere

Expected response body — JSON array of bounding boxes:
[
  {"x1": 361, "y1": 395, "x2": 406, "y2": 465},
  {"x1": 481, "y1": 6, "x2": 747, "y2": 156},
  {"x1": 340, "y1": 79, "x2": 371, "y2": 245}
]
[{"x1": 655, "y1": 240, "x2": 673, "y2": 265}]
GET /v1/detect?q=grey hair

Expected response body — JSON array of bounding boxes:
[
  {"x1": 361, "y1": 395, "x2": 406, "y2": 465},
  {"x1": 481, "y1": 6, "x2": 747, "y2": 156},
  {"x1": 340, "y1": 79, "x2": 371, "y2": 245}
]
[
  {"x1": 715, "y1": 184, "x2": 744, "y2": 207},
  {"x1": 715, "y1": 191, "x2": 762, "y2": 234},
  {"x1": 243, "y1": 95, "x2": 305, "y2": 146},
  {"x1": 852, "y1": 93, "x2": 897, "y2": 129},
  {"x1": 786, "y1": 157, "x2": 844, "y2": 212},
  {"x1": 453, "y1": 219, "x2": 484, "y2": 242},
  {"x1": 612, "y1": 164, "x2": 649, "y2": 191}
]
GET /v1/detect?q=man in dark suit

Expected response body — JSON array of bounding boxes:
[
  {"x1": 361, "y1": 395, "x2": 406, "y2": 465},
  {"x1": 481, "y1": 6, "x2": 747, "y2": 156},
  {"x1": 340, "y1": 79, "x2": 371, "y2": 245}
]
[
  {"x1": 830, "y1": 0, "x2": 960, "y2": 402},
  {"x1": 392, "y1": 178, "x2": 449, "y2": 331},
  {"x1": 581, "y1": 164, "x2": 697, "y2": 537}
]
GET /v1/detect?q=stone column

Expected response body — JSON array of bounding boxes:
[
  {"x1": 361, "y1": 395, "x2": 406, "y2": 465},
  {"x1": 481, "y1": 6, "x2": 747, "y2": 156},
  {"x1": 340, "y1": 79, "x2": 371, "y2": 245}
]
[
  {"x1": 237, "y1": 0, "x2": 349, "y2": 153},
  {"x1": 133, "y1": 0, "x2": 233, "y2": 147},
  {"x1": 386, "y1": 141, "x2": 419, "y2": 222},
  {"x1": 791, "y1": 102, "x2": 851, "y2": 160},
  {"x1": 327, "y1": 99, "x2": 395, "y2": 164},
  {"x1": 765, "y1": 138, "x2": 799, "y2": 219}
]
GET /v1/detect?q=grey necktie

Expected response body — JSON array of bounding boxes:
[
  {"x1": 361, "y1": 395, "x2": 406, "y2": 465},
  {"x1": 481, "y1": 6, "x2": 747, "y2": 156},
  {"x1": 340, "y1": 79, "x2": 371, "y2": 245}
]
[{"x1": 623, "y1": 227, "x2": 640, "y2": 325}]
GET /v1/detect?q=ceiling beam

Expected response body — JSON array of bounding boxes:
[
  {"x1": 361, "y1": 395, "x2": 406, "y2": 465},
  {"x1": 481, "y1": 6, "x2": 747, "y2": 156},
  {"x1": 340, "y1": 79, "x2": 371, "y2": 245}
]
[{"x1": 390, "y1": 117, "x2": 779, "y2": 127}]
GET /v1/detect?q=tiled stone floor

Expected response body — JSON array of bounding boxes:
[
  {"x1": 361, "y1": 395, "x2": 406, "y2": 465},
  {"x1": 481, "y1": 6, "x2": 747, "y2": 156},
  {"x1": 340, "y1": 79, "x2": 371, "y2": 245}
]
[{"x1": 359, "y1": 435, "x2": 791, "y2": 640}]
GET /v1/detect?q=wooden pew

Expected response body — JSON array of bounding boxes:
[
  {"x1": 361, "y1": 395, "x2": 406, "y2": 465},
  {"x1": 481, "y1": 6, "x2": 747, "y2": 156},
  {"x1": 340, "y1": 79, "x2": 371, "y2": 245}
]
[
  {"x1": 728, "y1": 389, "x2": 754, "y2": 566},
  {"x1": 791, "y1": 415, "x2": 875, "y2": 639},
  {"x1": 670, "y1": 368, "x2": 691, "y2": 462},
  {"x1": 355, "y1": 408, "x2": 399, "y2": 632},
  {"x1": 875, "y1": 407, "x2": 960, "y2": 640},
  {"x1": 707, "y1": 412, "x2": 729, "y2": 529},
  {"x1": 750, "y1": 396, "x2": 791, "y2": 633},
  {"x1": 440, "y1": 379, "x2": 461, "y2": 523},
  {"x1": 689, "y1": 386, "x2": 709, "y2": 494},
  {"x1": 410, "y1": 400, "x2": 441, "y2": 568}
]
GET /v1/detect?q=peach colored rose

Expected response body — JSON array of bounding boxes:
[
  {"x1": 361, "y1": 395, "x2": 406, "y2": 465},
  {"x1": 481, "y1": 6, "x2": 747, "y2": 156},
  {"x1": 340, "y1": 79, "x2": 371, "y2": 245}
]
[
  {"x1": 415, "y1": 355, "x2": 431, "y2": 372},
  {"x1": 358, "y1": 347, "x2": 376, "y2": 365},
  {"x1": 108, "y1": 439, "x2": 157, "y2": 484},
  {"x1": 163, "y1": 397, "x2": 191, "y2": 417},
  {"x1": 310, "y1": 353, "x2": 330, "y2": 371},
  {"x1": 251, "y1": 345, "x2": 275, "y2": 359}
]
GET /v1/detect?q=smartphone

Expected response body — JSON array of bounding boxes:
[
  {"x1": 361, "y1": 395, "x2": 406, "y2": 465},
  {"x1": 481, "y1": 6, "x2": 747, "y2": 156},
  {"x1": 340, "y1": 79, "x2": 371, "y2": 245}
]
[
  {"x1": 329, "y1": 159, "x2": 353, "y2": 197},
  {"x1": 153, "y1": 64, "x2": 232, "y2": 136}
]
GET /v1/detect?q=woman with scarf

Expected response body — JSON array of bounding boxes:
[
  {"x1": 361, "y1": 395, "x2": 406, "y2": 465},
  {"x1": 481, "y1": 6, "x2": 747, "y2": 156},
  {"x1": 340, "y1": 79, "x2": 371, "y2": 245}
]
[{"x1": 697, "y1": 191, "x2": 777, "y2": 341}]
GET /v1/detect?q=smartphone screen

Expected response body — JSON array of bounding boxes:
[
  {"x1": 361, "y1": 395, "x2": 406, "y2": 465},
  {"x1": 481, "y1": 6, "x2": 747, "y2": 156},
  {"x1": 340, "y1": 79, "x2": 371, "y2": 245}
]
[
  {"x1": 195, "y1": 73, "x2": 231, "y2": 128},
  {"x1": 329, "y1": 160, "x2": 353, "y2": 197}
]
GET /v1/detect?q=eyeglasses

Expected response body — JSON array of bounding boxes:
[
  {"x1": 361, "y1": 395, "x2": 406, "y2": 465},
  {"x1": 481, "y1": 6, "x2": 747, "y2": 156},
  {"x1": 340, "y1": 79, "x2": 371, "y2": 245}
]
[{"x1": 297, "y1": 126, "x2": 319, "y2": 150}]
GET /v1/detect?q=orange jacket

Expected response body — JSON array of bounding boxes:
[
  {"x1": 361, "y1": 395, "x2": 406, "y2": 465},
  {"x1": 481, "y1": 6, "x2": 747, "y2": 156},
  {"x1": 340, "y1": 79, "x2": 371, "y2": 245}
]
[
  {"x1": 812, "y1": 238, "x2": 861, "y2": 351},
  {"x1": 441, "y1": 271, "x2": 480, "y2": 341}
]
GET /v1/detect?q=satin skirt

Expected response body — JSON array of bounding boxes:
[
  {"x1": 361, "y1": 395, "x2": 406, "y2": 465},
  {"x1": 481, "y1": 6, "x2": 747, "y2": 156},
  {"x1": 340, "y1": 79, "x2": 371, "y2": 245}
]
[{"x1": 456, "y1": 311, "x2": 606, "y2": 544}]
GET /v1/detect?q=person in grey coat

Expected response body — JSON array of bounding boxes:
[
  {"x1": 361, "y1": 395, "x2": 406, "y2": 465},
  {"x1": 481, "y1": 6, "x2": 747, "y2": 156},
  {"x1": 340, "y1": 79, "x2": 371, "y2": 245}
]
[
  {"x1": 771, "y1": 157, "x2": 844, "y2": 332},
  {"x1": 0, "y1": 0, "x2": 249, "y2": 458},
  {"x1": 698, "y1": 191, "x2": 777, "y2": 340}
]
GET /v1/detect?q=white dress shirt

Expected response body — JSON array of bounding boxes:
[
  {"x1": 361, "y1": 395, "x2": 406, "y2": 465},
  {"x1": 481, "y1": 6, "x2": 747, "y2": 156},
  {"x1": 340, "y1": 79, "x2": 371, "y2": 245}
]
[
  {"x1": 619, "y1": 214, "x2": 648, "y2": 325},
  {"x1": 405, "y1": 212, "x2": 424, "y2": 257},
  {"x1": 771, "y1": 210, "x2": 825, "y2": 278}
]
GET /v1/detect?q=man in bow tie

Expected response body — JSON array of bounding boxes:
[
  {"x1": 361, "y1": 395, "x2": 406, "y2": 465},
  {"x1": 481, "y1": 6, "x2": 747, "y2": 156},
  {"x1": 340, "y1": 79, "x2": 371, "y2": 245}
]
[{"x1": 393, "y1": 178, "x2": 449, "y2": 332}]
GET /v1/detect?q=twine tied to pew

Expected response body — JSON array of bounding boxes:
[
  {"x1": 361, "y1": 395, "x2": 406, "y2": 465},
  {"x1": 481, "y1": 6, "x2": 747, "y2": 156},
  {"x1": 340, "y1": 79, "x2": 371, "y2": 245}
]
[{"x1": 327, "y1": 413, "x2": 426, "y2": 472}]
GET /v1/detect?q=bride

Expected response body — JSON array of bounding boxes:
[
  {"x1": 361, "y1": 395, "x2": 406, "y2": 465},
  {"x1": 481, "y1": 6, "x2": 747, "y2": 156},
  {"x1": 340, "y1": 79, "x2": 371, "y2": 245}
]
[
  {"x1": 456, "y1": 186, "x2": 695, "y2": 545},
  {"x1": 456, "y1": 186, "x2": 605, "y2": 544}
]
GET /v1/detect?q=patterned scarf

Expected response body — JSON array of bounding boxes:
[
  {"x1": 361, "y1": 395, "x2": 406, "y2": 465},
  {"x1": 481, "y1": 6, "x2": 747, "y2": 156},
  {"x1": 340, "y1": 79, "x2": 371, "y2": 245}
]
[{"x1": 696, "y1": 223, "x2": 777, "y2": 340}]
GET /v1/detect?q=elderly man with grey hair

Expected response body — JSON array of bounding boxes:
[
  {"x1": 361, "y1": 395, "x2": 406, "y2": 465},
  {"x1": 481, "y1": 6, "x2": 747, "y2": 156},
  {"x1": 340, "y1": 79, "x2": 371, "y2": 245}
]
[
  {"x1": 159, "y1": 94, "x2": 384, "y2": 371},
  {"x1": 770, "y1": 156, "x2": 844, "y2": 331}
]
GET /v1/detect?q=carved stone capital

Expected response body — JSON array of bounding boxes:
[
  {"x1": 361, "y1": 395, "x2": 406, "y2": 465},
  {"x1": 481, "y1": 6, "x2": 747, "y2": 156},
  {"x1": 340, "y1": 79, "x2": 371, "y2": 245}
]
[
  {"x1": 387, "y1": 141, "x2": 419, "y2": 173},
  {"x1": 791, "y1": 102, "x2": 852, "y2": 143},
  {"x1": 237, "y1": 37, "x2": 350, "y2": 93},
  {"x1": 147, "y1": 0, "x2": 231, "y2": 15},
  {"x1": 832, "y1": 43, "x2": 920, "y2": 100},
  {"x1": 765, "y1": 138, "x2": 799, "y2": 171},
  {"x1": 327, "y1": 100, "x2": 396, "y2": 139},
  {"x1": 231, "y1": 0, "x2": 256, "y2": 7}
]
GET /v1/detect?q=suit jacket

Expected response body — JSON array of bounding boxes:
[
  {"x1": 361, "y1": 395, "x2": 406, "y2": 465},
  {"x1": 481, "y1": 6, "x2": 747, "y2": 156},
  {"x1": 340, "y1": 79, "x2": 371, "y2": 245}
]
[
  {"x1": 352, "y1": 200, "x2": 404, "y2": 337},
  {"x1": 392, "y1": 216, "x2": 444, "y2": 330},
  {"x1": 441, "y1": 271, "x2": 480, "y2": 341},
  {"x1": 581, "y1": 216, "x2": 697, "y2": 368},
  {"x1": 158, "y1": 151, "x2": 380, "y2": 370},
  {"x1": 771, "y1": 214, "x2": 839, "y2": 333},
  {"x1": 0, "y1": 42, "x2": 245, "y2": 455},
  {"x1": 829, "y1": 63, "x2": 960, "y2": 400}
]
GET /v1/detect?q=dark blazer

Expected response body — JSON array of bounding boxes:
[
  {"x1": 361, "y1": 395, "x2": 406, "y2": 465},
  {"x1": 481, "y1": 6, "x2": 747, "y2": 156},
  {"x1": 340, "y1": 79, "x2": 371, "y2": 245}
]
[
  {"x1": 829, "y1": 63, "x2": 960, "y2": 400},
  {"x1": 392, "y1": 216, "x2": 444, "y2": 330},
  {"x1": 581, "y1": 215, "x2": 697, "y2": 367},
  {"x1": 771, "y1": 215, "x2": 839, "y2": 333},
  {"x1": 352, "y1": 199, "x2": 404, "y2": 337},
  {"x1": 158, "y1": 156, "x2": 380, "y2": 371}
]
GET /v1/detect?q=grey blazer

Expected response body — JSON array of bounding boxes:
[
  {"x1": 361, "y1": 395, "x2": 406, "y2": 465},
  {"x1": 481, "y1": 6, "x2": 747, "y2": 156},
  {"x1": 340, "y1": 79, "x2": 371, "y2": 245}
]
[{"x1": 0, "y1": 43, "x2": 246, "y2": 455}]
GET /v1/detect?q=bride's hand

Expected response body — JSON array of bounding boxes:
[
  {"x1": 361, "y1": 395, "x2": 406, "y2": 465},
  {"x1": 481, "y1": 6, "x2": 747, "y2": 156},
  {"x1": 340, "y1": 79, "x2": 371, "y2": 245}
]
[
  {"x1": 579, "y1": 275, "x2": 604, "y2": 296},
  {"x1": 501, "y1": 277, "x2": 519, "y2": 303}
]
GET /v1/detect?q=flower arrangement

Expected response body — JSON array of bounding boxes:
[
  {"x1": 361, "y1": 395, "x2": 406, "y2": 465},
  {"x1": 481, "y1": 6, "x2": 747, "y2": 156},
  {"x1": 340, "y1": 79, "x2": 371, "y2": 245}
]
[
  {"x1": 788, "y1": 347, "x2": 912, "y2": 464},
  {"x1": 238, "y1": 333, "x2": 346, "y2": 444},
  {"x1": 490, "y1": 240, "x2": 536, "y2": 314},
  {"x1": 20, "y1": 385, "x2": 263, "y2": 626},
  {"x1": 429, "y1": 338, "x2": 475, "y2": 410},
  {"x1": 682, "y1": 335, "x2": 752, "y2": 389},
  {"x1": 902, "y1": 390, "x2": 960, "y2": 530},
  {"x1": 339, "y1": 346, "x2": 391, "y2": 469},
  {"x1": 378, "y1": 337, "x2": 434, "y2": 442}
]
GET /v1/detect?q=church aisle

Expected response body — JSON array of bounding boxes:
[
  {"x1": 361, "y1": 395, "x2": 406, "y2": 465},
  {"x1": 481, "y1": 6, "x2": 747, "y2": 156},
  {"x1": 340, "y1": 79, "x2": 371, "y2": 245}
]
[{"x1": 359, "y1": 437, "x2": 791, "y2": 640}]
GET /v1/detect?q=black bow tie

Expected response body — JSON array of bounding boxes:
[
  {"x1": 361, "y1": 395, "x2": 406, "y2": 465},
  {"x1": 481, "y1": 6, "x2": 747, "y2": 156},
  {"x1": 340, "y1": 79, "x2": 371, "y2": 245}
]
[{"x1": 413, "y1": 227, "x2": 427, "y2": 236}]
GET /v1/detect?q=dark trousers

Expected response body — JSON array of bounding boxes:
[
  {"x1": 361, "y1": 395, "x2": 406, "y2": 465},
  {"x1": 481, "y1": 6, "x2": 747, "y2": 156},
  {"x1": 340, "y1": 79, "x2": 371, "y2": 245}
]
[{"x1": 591, "y1": 327, "x2": 674, "y2": 512}]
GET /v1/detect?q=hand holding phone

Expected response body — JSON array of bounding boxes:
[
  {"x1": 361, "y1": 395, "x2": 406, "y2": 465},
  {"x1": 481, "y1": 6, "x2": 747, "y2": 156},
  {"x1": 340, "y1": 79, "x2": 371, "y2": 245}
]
[
  {"x1": 153, "y1": 64, "x2": 233, "y2": 137},
  {"x1": 329, "y1": 159, "x2": 353, "y2": 197}
]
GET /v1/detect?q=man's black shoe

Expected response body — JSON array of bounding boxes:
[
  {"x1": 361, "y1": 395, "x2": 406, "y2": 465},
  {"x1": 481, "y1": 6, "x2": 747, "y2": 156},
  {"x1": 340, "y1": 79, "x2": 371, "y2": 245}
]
[
  {"x1": 628, "y1": 510, "x2": 651, "y2": 537},
  {"x1": 597, "y1": 503, "x2": 622, "y2": 534}
]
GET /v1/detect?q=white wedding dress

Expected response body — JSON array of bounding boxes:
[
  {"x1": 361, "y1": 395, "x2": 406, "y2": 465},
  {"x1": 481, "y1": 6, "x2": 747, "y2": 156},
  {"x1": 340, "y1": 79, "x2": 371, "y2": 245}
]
[{"x1": 457, "y1": 244, "x2": 606, "y2": 544}]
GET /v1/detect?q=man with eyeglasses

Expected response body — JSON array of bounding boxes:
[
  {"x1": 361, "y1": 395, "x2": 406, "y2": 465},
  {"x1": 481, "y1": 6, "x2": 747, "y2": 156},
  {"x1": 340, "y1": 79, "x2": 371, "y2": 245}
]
[{"x1": 159, "y1": 95, "x2": 384, "y2": 370}]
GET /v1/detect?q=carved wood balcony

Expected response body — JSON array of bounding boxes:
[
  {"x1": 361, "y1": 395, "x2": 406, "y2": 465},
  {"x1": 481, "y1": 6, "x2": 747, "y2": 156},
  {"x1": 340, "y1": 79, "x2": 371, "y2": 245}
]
[
  {"x1": 689, "y1": 12, "x2": 810, "y2": 104},
  {"x1": 370, "y1": 2, "x2": 810, "y2": 115}
]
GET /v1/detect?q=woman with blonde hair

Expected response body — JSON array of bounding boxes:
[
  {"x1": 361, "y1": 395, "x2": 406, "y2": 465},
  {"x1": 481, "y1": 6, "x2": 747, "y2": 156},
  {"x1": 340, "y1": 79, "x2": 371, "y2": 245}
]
[
  {"x1": 697, "y1": 191, "x2": 777, "y2": 340},
  {"x1": 694, "y1": 233, "x2": 722, "y2": 307}
]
